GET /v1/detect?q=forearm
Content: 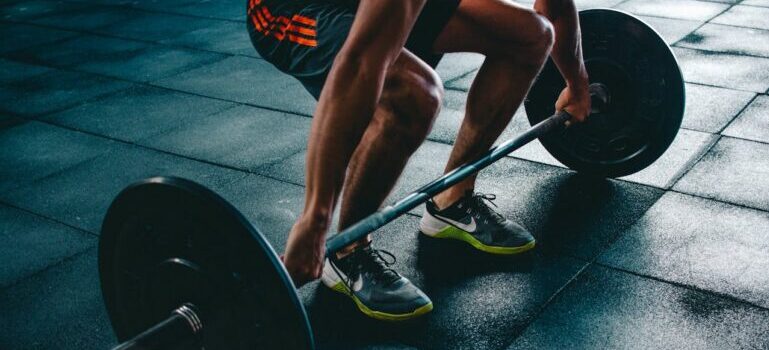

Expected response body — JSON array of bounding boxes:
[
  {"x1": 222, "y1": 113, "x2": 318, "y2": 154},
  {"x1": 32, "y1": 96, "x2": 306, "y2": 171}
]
[
  {"x1": 536, "y1": 0, "x2": 587, "y2": 87},
  {"x1": 302, "y1": 57, "x2": 388, "y2": 230}
]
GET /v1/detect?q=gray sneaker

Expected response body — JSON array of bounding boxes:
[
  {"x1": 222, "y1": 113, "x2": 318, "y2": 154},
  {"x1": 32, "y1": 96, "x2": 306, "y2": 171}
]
[
  {"x1": 321, "y1": 245, "x2": 433, "y2": 321},
  {"x1": 420, "y1": 191, "x2": 535, "y2": 254}
]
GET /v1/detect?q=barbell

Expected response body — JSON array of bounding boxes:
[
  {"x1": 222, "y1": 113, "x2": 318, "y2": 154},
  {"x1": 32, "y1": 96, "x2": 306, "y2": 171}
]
[{"x1": 98, "y1": 9, "x2": 684, "y2": 350}]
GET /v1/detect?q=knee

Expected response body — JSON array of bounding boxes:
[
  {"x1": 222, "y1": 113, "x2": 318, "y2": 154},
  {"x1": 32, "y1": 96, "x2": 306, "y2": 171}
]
[
  {"x1": 494, "y1": 11, "x2": 554, "y2": 63},
  {"x1": 524, "y1": 13, "x2": 555, "y2": 59},
  {"x1": 379, "y1": 66, "x2": 443, "y2": 143}
]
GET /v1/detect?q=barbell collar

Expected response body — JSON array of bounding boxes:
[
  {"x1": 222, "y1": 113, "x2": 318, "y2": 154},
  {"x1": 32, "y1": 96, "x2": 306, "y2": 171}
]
[{"x1": 111, "y1": 304, "x2": 202, "y2": 350}]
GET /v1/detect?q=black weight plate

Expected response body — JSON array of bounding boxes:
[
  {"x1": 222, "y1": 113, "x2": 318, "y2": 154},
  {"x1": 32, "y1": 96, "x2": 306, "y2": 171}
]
[
  {"x1": 99, "y1": 177, "x2": 314, "y2": 350},
  {"x1": 525, "y1": 9, "x2": 685, "y2": 177}
]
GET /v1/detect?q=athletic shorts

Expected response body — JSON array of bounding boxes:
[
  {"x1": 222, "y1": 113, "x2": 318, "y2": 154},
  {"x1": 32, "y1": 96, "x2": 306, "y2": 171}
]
[{"x1": 246, "y1": 0, "x2": 461, "y2": 99}]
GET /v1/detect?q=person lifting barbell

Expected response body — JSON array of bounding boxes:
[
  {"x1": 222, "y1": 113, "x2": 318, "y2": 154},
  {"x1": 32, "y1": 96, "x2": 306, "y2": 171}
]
[
  {"x1": 248, "y1": 0, "x2": 591, "y2": 321},
  {"x1": 100, "y1": 8, "x2": 684, "y2": 350}
]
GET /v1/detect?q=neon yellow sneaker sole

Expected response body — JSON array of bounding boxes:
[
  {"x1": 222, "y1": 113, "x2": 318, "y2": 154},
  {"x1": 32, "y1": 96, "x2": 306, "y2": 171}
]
[
  {"x1": 329, "y1": 282, "x2": 433, "y2": 321},
  {"x1": 427, "y1": 226, "x2": 536, "y2": 255}
]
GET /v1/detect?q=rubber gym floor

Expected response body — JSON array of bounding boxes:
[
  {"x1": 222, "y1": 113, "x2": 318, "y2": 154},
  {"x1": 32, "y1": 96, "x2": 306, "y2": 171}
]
[{"x1": 1, "y1": 0, "x2": 769, "y2": 349}]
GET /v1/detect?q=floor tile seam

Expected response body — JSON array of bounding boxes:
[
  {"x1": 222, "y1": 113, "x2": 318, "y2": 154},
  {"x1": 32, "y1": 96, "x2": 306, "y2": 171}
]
[
  {"x1": 249, "y1": 170, "x2": 305, "y2": 189},
  {"x1": 719, "y1": 124, "x2": 769, "y2": 144},
  {"x1": 0, "y1": 20, "x2": 82, "y2": 52},
  {"x1": 670, "y1": 41, "x2": 769, "y2": 60},
  {"x1": 662, "y1": 133, "x2": 721, "y2": 189},
  {"x1": 566, "y1": 187, "x2": 667, "y2": 282},
  {"x1": 443, "y1": 86, "x2": 470, "y2": 94},
  {"x1": 667, "y1": 134, "x2": 769, "y2": 193},
  {"x1": 0, "y1": 18, "x2": 83, "y2": 37},
  {"x1": 680, "y1": 0, "x2": 764, "y2": 47},
  {"x1": 47, "y1": 123, "x2": 259, "y2": 177},
  {"x1": 14, "y1": 6, "x2": 146, "y2": 34},
  {"x1": 0, "y1": 54, "x2": 311, "y2": 122},
  {"x1": 0, "y1": 18, "x2": 167, "y2": 49},
  {"x1": 676, "y1": 19, "x2": 769, "y2": 34},
  {"x1": 8, "y1": 116, "x2": 261, "y2": 188},
  {"x1": 684, "y1": 81, "x2": 767, "y2": 95},
  {"x1": 130, "y1": 102, "x2": 242, "y2": 144},
  {"x1": 498, "y1": 262, "x2": 594, "y2": 349},
  {"x1": 612, "y1": 0, "x2": 634, "y2": 7},
  {"x1": 0, "y1": 138, "x2": 119, "y2": 193},
  {"x1": 0, "y1": 117, "x2": 30, "y2": 134},
  {"x1": 628, "y1": 12, "x2": 704, "y2": 25},
  {"x1": 593, "y1": 261, "x2": 769, "y2": 312},
  {"x1": 0, "y1": 198, "x2": 100, "y2": 237},
  {"x1": 614, "y1": 12, "x2": 719, "y2": 26},
  {"x1": 136, "y1": 48, "x2": 234, "y2": 83},
  {"x1": 740, "y1": 3, "x2": 769, "y2": 8},
  {"x1": 668, "y1": 189, "x2": 769, "y2": 213},
  {"x1": 442, "y1": 68, "x2": 479, "y2": 88},
  {"x1": 716, "y1": 93, "x2": 762, "y2": 134},
  {"x1": 37, "y1": 52, "x2": 314, "y2": 116},
  {"x1": 0, "y1": 197, "x2": 99, "y2": 237},
  {"x1": 665, "y1": 1, "x2": 740, "y2": 48},
  {"x1": 0, "y1": 246, "x2": 96, "y2": 293},
  {"x1": 500, "y1": 250, "x2": 769, "y2": 345},
  {"x1": 0, "y1": 146, "x2": 251, "y2": 233},
  {"x1": 0, "y1": 18, "x2": 260, "y2": 62},
  {"x1": 9, "y1": 36, "x2": 234, "y2": 89},
  {"x1": 6, "y1": 113, "x2": 310, "y2": 197},
  {"x1": 167, "y1": 92, "x2": 314, "y2": 118},
  {"x1": 0, "y1": 84, "x2": 137, "y2": 122},
  {"x1": 672, "y1": 43, "x2": 769, "y2": 60},
  {"x1": 684, "y1": 21, "x2": 769, "y2": 33},
  {"x1": 251, "y1": 148, "x2": 308, "y2": 175},
  {"x1": 0, "y1": 242, "x2": 97, "y2": 292},
  {"x1": 56, "y1": 0, "x2": 248, "y2": 24}
]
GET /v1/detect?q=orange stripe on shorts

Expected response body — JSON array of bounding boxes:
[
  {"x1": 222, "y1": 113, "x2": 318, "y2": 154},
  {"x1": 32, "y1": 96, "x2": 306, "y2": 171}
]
[
  {"x1": 292, "y1": 14, "x2": 317, "y2": 27},
  {"x1": 288, "y1": 34, "x2": 318, "y2": 47},
  {"x1": 250, "y1": 4, "x2": 318, "y2": 48}
]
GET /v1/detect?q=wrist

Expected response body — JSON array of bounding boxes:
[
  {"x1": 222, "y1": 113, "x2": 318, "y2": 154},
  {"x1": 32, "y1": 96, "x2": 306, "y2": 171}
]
[{"x1": 566, "y1": 66, "x2": 589, "y2": 90}]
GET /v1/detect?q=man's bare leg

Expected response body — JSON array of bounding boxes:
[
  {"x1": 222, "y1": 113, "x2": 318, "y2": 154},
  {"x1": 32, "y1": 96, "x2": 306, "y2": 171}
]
[
  {"x1": 336, "y1": 50, "x2": 443, "y2": 255},
  {"x1": 315, "y1": 50, "x2": 441, "y2": 321},
  {"x1": 429, "y1": 0, "x2": 555, "y2": 208}
]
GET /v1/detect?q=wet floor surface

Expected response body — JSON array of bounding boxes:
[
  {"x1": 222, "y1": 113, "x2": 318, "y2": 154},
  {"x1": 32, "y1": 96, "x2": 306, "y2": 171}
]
[{"x1": 1, "y1": 0, "x2": 768, "y2": 349}]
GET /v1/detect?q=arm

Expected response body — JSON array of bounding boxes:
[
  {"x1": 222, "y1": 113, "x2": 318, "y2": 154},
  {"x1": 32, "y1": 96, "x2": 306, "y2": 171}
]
[
  {"x1": 534, "y1": 0, "x2": 590, "y2": 122},
  {"x1": 283, "y1": 0, "x2": 426, "y2": 285}
]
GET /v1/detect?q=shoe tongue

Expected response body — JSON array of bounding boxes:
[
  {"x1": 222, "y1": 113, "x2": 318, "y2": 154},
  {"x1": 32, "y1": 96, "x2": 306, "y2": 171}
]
[
  {"x1": 358, "y1": 246, "x2": 400, "y2": 284},
  {"x1": 468, "y1": 193, "x2": 504, "y2": 223}
]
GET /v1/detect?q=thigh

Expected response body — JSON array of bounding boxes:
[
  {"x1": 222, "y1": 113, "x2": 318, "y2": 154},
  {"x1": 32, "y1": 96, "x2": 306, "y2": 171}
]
[
  {"x1": 247, "y1": 0, "x2": 442, "y2": 100},
  {"x1": 432, "y1": 0, "x2": 545, "y2": 55}
]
